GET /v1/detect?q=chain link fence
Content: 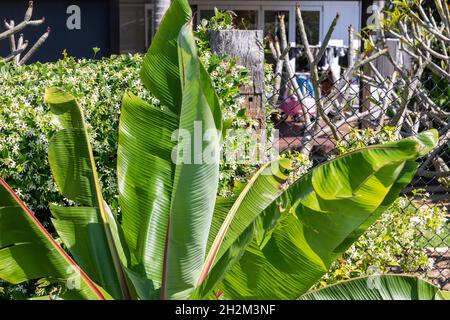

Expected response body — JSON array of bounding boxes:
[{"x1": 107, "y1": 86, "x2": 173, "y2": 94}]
[{"x1": 265, "y1": 71, "x2": 450, "y2": 290}]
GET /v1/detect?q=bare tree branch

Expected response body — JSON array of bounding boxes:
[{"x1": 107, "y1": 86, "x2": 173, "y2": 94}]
[
  {"x1": 0, "y1": 2, "x2": 45, "y2": 41},
  {"x1": 1, "y1": 1, "x2": 49, "y2": 64},
  {"x1": 313, "y1": 13, "x2": 340, "y2": 66},
  {"x1": 19, "y1": 27, "x2": 50, "y2": 64}
]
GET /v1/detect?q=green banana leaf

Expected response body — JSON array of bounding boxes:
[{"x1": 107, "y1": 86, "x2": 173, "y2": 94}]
[
  {"x1": 205, "y1": 160, "x2": 294, "y2": 265},
  {"x1": 299, "y1": 275, "x2": 448, "y2": 300},
  {"x1": 119, "y1": 13, "x2": 223, "y2": 298},
  {"x1": 45, "y1": 88, "x2": 130, "y2": 300},
  {"x1": 140, "y1": 0, "x2": 192, "y2": 114},
  {"x1": 192, "y1": 160, "x2": 294, "y2": 298},
  {"x1": 0, "y1": 178, "x2": 105, "y2": 300},
  {"x1": 162, "y1": 22, "x2": 222, "y2": 300},
  {"x1": 118, "y1": 92, "x2": 178, "y2": 299},
  {"x1": 195, "y1": 130, "x2": 438, "y2": 300}
]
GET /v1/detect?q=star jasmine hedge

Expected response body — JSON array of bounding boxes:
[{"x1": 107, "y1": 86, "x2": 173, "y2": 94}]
[{"x1": 0, "y1": 54, "x2": 152, "y2": 221}]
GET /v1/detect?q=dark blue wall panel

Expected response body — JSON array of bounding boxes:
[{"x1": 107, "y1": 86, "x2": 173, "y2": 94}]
[{"x1": 0, "y1": 0, "x2": 111, "y2": 63}]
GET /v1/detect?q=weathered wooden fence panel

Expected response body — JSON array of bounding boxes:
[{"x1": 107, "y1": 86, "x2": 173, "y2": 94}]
[{"x1": 210, "y1": 30, "x2": 265, "y2": 129}]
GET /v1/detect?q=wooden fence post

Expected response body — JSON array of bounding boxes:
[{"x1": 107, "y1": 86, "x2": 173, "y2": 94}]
[{"x1": 210, "y1": 30, "x2": 265, "y2": 129}]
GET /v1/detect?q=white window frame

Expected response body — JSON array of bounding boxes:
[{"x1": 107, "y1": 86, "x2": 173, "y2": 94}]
[
  {"x1": 191, "y1": 1, "x2": 324, "y2": 46},
  {"x1": 145, "y1": 3, "x2": 155, "y2": 48},
  {"x1": 260, "y1": 5, "x2": 296, "y2": 45}
]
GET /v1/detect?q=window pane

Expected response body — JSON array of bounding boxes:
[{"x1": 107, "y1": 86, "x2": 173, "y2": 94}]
[
  {"x1": 146, "y1": 8, "x2": 153, "y2": 48},
  {"x1": 264, "y1": 10, "x2": 289, "y2": 41},
  {"x1": 199, "y1": 9, "x2": 215, "y2": 21},
  {"x1": 296, "y1": 11, "x2": 320, "y2": 45},
  {"x1": 296, "y1": 11, "x2": 321, "y2": 71},
  {"x1": 234, "y1": 11, "x2": 258, "y2": 30},
  {"x1": 119, "y1": 1, "x2": 148, "y2": 53},
  {"x1": 264, "y1": 10, "x2": 289, "y2": 66}
]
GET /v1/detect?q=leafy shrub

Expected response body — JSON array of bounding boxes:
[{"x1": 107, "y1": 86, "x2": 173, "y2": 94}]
[
  {"x1": 0, "y1": 54, "x2": 150, "y2": 221},
  {"x1": 318, "y1": 194, "x2": 447, "y2": 287},
  {"x1": 336, "y1": 126, "x2": 399, "y2": 154}
]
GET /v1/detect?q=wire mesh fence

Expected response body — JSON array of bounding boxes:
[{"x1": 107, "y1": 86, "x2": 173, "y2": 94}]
[{"x1": 266, "y1": 71, "x2": 450, "y2": 291}]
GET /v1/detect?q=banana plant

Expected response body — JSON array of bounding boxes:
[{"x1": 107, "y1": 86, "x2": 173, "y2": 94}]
[
  {"x1": 0, "y1": 0, "x2": 446, "y2": 300},
  {"x1": 300, "y1": 275, "x2": 449, "y2": 300}
]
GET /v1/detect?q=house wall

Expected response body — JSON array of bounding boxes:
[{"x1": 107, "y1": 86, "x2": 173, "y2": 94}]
[{"x1": 0, "y1": 0, "x2": 113, "y2": 63}]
